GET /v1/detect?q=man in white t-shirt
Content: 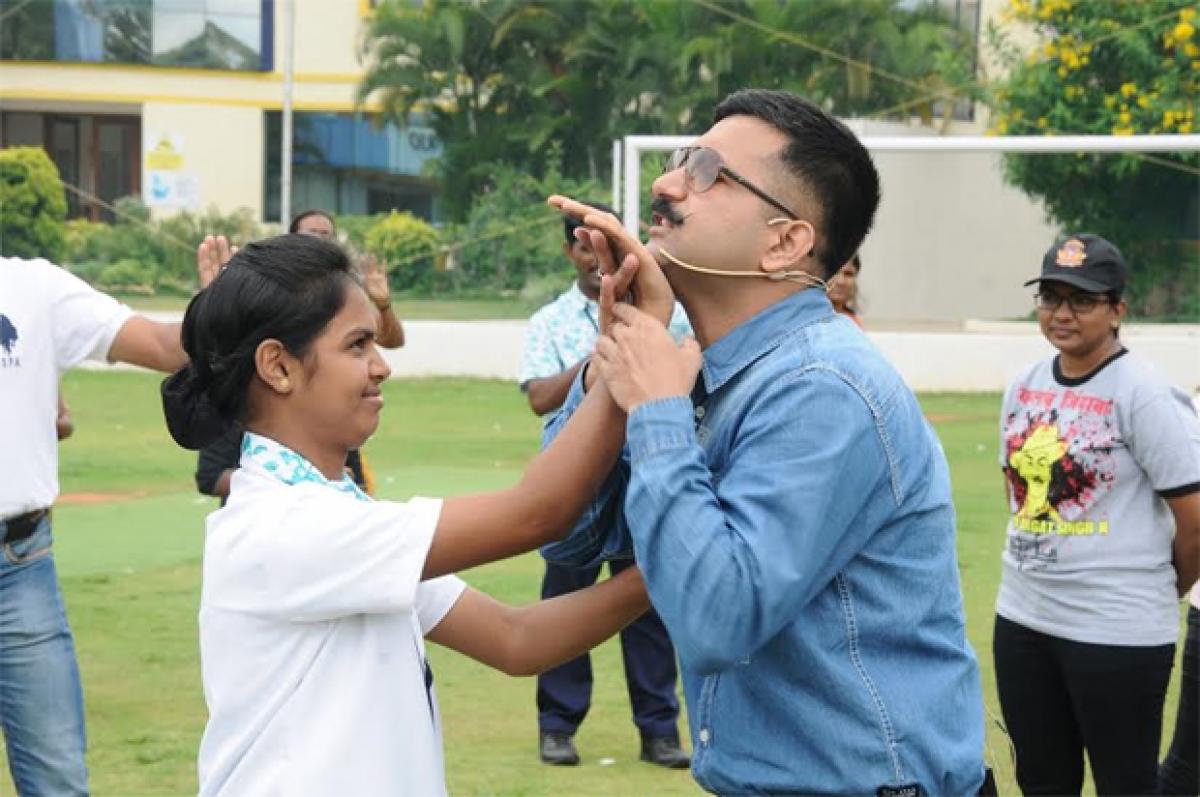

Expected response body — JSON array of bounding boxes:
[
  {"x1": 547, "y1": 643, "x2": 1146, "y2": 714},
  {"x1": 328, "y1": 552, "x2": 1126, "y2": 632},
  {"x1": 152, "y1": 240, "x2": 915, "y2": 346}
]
[{"x1": 0, "y1": 255, "x2": 198, "y2": 796}]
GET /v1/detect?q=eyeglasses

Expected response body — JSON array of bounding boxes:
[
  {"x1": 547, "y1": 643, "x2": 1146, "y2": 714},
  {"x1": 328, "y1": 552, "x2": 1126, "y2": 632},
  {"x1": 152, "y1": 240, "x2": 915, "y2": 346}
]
[
  {"x1": 1034, "y1": 291, "x2": 1109, "y2": 314},
  {"x1": 664, "y1": 146, "x2": 798, "y2": 220}
]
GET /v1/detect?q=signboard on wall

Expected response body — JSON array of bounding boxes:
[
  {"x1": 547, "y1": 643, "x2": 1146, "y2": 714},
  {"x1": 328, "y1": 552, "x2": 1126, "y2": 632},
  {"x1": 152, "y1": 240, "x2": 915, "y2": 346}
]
[{"x1": 143, "y1": 132, "x2": 200, "y2": 210}]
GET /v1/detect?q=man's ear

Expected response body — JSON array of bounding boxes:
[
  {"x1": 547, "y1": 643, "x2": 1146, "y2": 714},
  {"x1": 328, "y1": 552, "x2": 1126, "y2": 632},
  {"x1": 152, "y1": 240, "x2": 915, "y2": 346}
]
[
  {"x1": 760, "y1": 219, "x2": 817, "y2": 276},
  {"x1": 255, "y1": 339, "x2": 298, "y2": 394}
]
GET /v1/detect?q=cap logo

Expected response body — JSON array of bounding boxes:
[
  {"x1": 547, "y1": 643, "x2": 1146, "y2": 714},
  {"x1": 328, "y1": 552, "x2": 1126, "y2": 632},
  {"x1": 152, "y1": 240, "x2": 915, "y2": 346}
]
[{"x1": 1055, "y1": 239, "x2": 1087, "y2": 268}]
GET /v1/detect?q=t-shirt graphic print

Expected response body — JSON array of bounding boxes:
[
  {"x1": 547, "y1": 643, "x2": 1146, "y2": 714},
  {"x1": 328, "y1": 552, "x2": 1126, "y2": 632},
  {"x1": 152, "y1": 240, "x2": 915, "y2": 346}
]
[{"x1": 996, "y1": 350, "x2": 1200, "y2": 646}]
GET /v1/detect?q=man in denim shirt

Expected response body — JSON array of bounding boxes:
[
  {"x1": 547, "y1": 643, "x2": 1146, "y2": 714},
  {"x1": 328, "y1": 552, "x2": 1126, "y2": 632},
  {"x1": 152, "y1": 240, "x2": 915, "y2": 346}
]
[{"x1": 544, "y1": 90, "x2": 986, "y2": 795}]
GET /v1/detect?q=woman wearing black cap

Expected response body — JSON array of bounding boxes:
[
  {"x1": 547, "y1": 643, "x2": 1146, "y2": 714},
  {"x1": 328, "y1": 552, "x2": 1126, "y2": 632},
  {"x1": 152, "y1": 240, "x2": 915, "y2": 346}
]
[{"x1": 992, "y1": 233, "x2": 1200, "y2": 796}]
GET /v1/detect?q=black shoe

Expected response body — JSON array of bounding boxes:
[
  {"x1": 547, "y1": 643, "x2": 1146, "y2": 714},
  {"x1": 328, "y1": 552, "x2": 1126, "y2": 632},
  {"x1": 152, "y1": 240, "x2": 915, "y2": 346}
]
[
  {"x1": 539, "y1": 731, "x2": 580, "y2": 766},
  {"x1": 640, "y1": 735, "x2": 691, "y2": 769}
]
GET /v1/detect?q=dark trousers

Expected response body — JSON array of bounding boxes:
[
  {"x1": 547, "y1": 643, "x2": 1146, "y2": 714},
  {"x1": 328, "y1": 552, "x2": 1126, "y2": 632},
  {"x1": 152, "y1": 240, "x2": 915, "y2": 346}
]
[
  {"x1": 993, "y1": 614, "x2": 1175, "y2": 796},
  {"x1": 537, "y1": 558, "x2": 680, "y2": 740},
  {"x1": 1160, "y1": 605, "x2": 1200, "y2": 796}
]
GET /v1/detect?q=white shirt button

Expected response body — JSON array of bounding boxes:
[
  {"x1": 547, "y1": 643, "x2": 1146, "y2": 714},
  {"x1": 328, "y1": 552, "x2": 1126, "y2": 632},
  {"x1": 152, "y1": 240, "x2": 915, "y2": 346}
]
[
  {"x1": 698, "y1": 728, "x2": 710, "y2": 744},
  {"x1": 694, "y1": 406, "x2": 706, "y2": 419}
]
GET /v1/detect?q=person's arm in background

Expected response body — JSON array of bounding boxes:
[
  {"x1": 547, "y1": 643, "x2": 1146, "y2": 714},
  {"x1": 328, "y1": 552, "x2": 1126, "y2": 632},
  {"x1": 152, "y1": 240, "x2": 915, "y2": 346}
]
[
  {"x1": 361, "y1": 253, "x2": 404, "y2": 348},
  {"x1": 518, "y1": 299, "x2": 576, "y2": 416},
  {"x1": 195, "y1": 428, "x2": 243, "y2": 499},
  {"x1": 56, "y1": 392, "x2": 74, "y2": 441},
  {"x1": 106, "y1": 316, "x2": 186, "y2": 372},
  {"x1": 1167, "y1": 493, "x2": 1200, "y2": 597},
  {"x1": 525, "y1": 361, "x2": 585, "y2": 417},
  {"x1": 1128, "y1": 385, "x2": 1200, "y2": 598}
]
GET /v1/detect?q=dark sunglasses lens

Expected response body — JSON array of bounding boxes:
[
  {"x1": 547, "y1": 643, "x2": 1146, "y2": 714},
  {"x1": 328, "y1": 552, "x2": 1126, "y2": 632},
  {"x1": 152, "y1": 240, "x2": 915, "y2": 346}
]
[{"x1": 688, "y1": 148, "x2": 721, "y2": 192}]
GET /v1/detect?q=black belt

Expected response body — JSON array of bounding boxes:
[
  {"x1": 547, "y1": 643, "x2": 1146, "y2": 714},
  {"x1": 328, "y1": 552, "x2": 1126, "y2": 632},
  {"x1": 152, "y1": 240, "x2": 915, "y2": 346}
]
[{"x1": 2, "y1": 509, "x2": 48, "y2": 545}]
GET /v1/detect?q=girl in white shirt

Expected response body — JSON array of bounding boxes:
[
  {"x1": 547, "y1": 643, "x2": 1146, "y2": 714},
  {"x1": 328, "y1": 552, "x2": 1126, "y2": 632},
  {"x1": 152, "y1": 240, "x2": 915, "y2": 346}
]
[{"x1": 161, "y1": 233, "x2": 677, "y2": 797}]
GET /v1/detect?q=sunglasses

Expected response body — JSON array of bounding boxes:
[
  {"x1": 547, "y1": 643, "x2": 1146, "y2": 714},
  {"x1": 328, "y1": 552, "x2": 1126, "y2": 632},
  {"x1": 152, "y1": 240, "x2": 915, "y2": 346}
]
[
  {"x1": 664, "y1": 146, "x2": 798, "y2": 220},
  {"x1": 1034, "y1": 291, "x2": 1110, "y2": 314}
]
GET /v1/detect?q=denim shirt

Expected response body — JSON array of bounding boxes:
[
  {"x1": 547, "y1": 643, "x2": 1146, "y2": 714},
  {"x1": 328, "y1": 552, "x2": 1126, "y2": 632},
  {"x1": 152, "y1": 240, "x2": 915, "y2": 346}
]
[{"x1": 542, "y1": 290, "x2": 984, "y2": 795}]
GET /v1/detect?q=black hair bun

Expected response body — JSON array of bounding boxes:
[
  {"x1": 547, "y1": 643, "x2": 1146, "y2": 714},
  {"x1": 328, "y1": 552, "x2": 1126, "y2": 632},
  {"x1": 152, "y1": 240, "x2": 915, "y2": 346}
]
[{"x1": 161, "y1": 365, "x2": 232, "y2": 450}]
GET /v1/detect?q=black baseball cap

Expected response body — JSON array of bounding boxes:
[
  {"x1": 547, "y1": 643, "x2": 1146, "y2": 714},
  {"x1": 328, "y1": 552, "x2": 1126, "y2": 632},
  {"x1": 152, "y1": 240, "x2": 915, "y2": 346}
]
[{"x1": 1024, "y1": 233, "x2": 1128, "y2": 295}]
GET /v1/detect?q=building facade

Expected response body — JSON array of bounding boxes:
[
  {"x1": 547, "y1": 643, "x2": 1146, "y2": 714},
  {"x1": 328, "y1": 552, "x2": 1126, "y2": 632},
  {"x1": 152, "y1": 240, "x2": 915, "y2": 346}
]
[{"x1": 0, "y1": 0, "x2": 438, "y2": 223}]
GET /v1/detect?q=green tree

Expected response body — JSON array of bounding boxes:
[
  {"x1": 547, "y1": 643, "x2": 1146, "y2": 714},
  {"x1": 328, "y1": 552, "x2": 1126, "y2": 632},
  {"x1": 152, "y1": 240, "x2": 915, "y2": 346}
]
[
  {"x1": 0, "y1": 146, "x2": 68, "y2": 261},
  {"x1": 359, "y1": 0, "x2": 977, "y2": 221},
  {"x1": 358, "y1": 0, "x2": 575, "y2": 219},
  {"x1": 988, "y1": 0, "x2": 1199, "y2": 319}
]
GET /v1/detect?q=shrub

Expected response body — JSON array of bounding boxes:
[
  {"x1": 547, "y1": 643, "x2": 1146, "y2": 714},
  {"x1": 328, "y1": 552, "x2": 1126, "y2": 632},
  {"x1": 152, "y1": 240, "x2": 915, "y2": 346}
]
[
  {"x1": 97, "y1": 258, "x2": 157, "y2": 293},
  {"x1": 60, "y1": 200, "x2": 264, "y2": 294},
  {"x1": 0, "y1": 146, "x2": 68, "y2": 261},
  {"x1": 364, "y1": 210, "x2": 442, "y2": 292}
]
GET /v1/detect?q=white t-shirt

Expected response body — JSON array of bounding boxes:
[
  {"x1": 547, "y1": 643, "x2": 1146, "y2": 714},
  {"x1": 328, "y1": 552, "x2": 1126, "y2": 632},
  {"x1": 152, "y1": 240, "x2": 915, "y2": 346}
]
[
  {"x1": 997, "y1": 350, "x2": 1200, "y2": 645},
  {"x1": 198, "y1": 433, "x2": 466, "y2": 797},
  {"x1": 0, "y1": 257, "x2": 133, "y2": 518}
]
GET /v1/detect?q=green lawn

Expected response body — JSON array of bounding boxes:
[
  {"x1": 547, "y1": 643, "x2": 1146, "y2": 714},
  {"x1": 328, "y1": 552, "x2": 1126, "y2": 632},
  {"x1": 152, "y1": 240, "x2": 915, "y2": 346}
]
[
  {"x1": 0, "y1": 372, "x2": 1185, "y2": 795},
  {"x1": 122, "y1": 294, "x2": 542, "y2": 320}
]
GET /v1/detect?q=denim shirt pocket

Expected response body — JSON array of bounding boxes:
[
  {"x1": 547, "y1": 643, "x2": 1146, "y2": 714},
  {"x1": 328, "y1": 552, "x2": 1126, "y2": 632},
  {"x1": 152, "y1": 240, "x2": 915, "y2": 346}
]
[{"x1": 3, "y1": 517, "x2": 53, "y2": 566}]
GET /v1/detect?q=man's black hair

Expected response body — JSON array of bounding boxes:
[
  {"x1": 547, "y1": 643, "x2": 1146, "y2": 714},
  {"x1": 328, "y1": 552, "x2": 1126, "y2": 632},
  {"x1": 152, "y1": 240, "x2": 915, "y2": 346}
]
[
  {"x1": 714, "y1": 89, "x2": 880, "y2": 278},
  {"x1": 564, "y1": 201, "x2": 617, "y2": 246}
]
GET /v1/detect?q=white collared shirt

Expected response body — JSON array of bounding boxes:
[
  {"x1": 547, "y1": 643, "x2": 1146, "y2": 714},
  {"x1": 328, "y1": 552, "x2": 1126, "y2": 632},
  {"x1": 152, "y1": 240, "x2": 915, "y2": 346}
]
[
  {"x1": 198, "y1": 433, "x2": 466, "y2": 797},
  {"x1": 0, "y1": 257, "x2": 133, "y2": 518}
]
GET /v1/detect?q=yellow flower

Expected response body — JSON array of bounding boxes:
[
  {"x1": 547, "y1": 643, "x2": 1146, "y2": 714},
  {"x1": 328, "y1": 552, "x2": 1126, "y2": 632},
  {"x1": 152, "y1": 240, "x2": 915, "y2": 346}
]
[
  {"x1": 1174, "y1": 22, "x2": 1196, "y2": 42},
  {"x1": 1181, "y1": 122, "x2": 1194, "y2": 133},
  {"x1": 1111, "y1": 125, "x2": 1134, "y2": 136},
  {"x1": 1057, "y1": 66, "x2": 1068, "y2": 77},
  {"x1": 1120, "y1": 82, "x2": 1137, "y2": 97},
  {"x1": 1137, "y1": 95, "x2": 1150, "y2": 108},
  {"x1": 1182, "y1": 8, "x2": 1197, "y2": 21},
  {"x1": 1103, "y1": 95, "x2": 1117, "y2": 108},
  {"x1": 1037, "y1": 117, "x2": 1049, "y2": 128},
  {"x1": 1164, "y1": 110, "x2": 1176, "y2": 126},
  {"x1": 1118, "y1": 111, "x2": 1132, "y2": 124},
  {"x1": 1186, "y1": 42, "x2": 1200, "y2": 57}
]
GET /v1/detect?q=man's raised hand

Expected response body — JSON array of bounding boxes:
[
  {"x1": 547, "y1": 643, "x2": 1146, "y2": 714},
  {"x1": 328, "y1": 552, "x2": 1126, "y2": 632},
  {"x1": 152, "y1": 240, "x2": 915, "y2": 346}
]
[
  {"x1": 197, "y1": 234, "x2": 237, "y2": 290},
  {"x1": 593, "y1": 303, "x2": 701, "y2": 414},
  {"x1": 547, "y1": 195, "x2": 675, "y2": 328}
]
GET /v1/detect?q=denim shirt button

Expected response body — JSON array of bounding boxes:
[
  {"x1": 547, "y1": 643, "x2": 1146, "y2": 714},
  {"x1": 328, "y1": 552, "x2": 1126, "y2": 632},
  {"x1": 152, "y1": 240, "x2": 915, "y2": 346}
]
[
  {"x1": 694, "y1": 406, "x2": 706, "y2": 419},
  {"x1": 698, "y1": 728, "x2": 710, "y2": 745}
]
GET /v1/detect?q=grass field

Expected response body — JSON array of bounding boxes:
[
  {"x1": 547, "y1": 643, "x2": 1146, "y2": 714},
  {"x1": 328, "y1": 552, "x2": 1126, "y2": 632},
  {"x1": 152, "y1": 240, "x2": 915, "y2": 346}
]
[{"x1": 0, "y1": 372, "x2": 1186, "y2": 795}]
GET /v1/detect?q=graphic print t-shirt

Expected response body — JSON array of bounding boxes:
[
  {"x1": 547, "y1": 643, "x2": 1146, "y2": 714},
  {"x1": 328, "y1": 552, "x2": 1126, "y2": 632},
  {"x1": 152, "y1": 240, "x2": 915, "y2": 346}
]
[{"x1": 996, "y1": 350, "x2": 1200, "y2": 646}]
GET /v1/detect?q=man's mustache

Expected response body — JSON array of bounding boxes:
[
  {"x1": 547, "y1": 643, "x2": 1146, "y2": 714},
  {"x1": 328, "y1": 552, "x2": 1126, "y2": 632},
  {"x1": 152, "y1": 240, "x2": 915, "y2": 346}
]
[{"x1": 650, "y1": 197, "x2": 685, "y2": 227}]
